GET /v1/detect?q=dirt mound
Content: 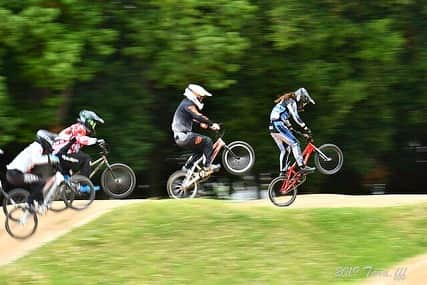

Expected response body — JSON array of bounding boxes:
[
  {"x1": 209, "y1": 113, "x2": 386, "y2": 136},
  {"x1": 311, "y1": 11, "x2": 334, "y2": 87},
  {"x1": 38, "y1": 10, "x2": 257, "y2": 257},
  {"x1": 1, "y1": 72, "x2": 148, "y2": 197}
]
[
  {"x1": 0, "y1": 199, "x2": 138, "y2": 266},
  {"x1": 0, "y1": 195, "x2": 426, "y2": 285}
]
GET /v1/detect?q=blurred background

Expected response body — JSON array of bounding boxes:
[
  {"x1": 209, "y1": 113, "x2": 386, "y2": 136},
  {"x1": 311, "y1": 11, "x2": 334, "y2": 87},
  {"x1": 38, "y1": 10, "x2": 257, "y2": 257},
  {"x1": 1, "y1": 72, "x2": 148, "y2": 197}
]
[{"x1": 0, "y1": 0, "x2": 426, "y2": 198}]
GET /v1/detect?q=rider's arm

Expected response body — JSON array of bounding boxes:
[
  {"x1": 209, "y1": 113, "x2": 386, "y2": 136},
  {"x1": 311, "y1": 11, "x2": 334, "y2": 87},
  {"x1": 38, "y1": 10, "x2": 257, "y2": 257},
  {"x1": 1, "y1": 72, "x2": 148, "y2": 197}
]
[
  {"x1": 75, "y1": 135, "x2": 97, "y2": 146},
  {"x1": 186, "y1": 105, "x2": 213, "y2": 126},
  {"x1": 286, "y1": 100, "x2": 308, "y2": 129}
]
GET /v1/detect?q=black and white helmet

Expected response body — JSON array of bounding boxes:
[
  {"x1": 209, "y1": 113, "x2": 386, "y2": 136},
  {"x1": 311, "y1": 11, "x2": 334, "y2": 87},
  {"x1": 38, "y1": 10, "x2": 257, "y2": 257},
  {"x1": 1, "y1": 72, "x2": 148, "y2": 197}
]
[
  {"x1": 77, "y1": 110, "x2": 104, "y2": 134},
  {"x1": 183, "y1": 84, "x2": 212, "y2": 110},
  {"x1": 294, "y1": 88, "x2": 315, "y2": 108}
]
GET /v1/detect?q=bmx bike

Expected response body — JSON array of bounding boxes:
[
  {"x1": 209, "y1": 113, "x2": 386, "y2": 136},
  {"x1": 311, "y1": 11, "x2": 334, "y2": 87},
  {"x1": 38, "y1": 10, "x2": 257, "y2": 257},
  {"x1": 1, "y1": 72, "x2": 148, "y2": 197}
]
[
  {"x1": 167, "y1": 127, "x2": 256, "y2": 199},
  {"x1": 268, "y1": 131, "x2": 343, "y2": 207},
  {"x1": 88, "y1": 141, "x2": 136, "y2": 199},
  {"x1": 4, "y1": 161, "x2": 95, "y2": 239}
]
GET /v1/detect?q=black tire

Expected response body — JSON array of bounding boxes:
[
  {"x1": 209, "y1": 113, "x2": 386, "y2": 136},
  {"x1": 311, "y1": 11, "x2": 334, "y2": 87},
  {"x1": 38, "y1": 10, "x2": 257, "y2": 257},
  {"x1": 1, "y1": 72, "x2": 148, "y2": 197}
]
[
  {"x1": 68, "y1": 175, "x2": 95, "y2": 210},
  {"x1": 314, "y1": 144, "x2": 344, "y2": 175},
  {"x1": 101, "y1": 163, "x2": 136, "y2": 199},
  {"x1": 5, "y1": 206, "x2": 38, "y2": 239},
  {"x1": 222, "y1": 141, "x2": 255, "y2": 176},
  {"x1": 49, "y1": 183, "x2": 70, "y2": 212},
  {"x1": 3, "y1": 188, "x2": 30, "y2": 220},
  {"x1": 268, "y1": 176, "x2": 298, "y2": 207},
  {"x1": 166, "y1": 170, "x2": 198, "y2": 199}
]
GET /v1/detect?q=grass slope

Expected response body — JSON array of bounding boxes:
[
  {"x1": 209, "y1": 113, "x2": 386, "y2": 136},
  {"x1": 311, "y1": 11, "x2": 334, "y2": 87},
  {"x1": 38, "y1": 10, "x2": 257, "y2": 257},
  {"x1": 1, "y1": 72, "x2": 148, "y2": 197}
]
[{"x1": 0, "y1": 200, "x2": 426, "y2": 285}]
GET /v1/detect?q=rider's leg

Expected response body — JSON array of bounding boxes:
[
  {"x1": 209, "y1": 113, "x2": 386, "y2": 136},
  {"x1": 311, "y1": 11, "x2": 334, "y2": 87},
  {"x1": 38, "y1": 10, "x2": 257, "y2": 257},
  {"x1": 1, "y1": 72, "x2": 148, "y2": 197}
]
[
  {"x1": 6, "y1": 169, "x2": 45, "y2": 208},
  {"x1": 69, "y1": 151, "x2": 91, "y2": 177},
  {"x1": 177, "y1": 132, "x2": 218, "y2": 171},
  {"x1": 272, "y1": 128, "x2": 315, "y2": 173},
  {"x1": 271, "y1": 133, "x2": 289, "y2": 175}
]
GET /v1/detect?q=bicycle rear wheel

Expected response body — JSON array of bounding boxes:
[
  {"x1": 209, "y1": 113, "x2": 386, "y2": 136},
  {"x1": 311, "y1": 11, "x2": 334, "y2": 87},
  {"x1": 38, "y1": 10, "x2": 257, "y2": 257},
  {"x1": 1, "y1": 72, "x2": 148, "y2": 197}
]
[
  {"x1": 314, "y1": 144, "x2": 344, "y2": 175},
  {"x1": 5, "y1": 206, "x2": 38, "y2": 239},
  {"x1": 222, "y1": 141, "x2": 255, "y2": 176},
  {"x1": 101, "y1": 163, "x2": 137, "y2": 199},
  {"x1": 166, "y1": 170, "x2": 198, "y2": 199},
  {"x1": 3, "y1": 188, "x2": 30, "y2": 220},
  {"x1": 49, "y1": 183, "x2": 70, "y2": 212},
  {"x1": 268, "y1": 176, "x2": 298, "y2": 207},
  {"x1": 67, "y1": 175, "x2": 96, "y2": 210}
]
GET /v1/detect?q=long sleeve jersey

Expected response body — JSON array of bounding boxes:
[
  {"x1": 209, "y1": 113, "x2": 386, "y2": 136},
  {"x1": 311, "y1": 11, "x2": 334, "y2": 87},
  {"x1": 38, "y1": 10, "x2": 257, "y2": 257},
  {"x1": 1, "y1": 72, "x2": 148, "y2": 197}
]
[
  {"x1": 269, "y1": 97, "x2": 307, "y2": 132},
  {"x1": 53, "y1": 123, "x2": 97, "y2": 154},
  {"x1": 6, "y1": 142, "x2": 50, "y2": 173}
]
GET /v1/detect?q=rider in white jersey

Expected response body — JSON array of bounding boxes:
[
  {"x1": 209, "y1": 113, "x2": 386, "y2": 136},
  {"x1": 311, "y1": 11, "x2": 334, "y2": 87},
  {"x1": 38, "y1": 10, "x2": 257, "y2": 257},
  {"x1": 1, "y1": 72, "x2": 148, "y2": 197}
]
[{"x1": 269, "y1": 88, "x2": 316, "y2": 176}]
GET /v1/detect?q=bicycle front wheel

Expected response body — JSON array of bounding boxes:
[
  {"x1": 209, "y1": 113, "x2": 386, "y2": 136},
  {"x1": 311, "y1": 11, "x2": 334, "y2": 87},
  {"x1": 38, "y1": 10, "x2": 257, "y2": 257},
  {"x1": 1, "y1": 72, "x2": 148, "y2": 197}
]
[
  {"x1": 67, "y1": 175, "x2": 96, "y2": 210},
  {"x1": 5, "y1": 206, "x2": 38, "y2": 239},
  {"x1": 268, "y1": 176, "x2": 298, "y2": 207},
  {"x1": 101, "y1": 163, "x2": 137, "y2": 199},
  {"x1": 166, "y1": 170, "x2": 198, "y2": 199},
  {"x1": 49, "y1": 184, "x2": 69, "y2": 212},
  {"x1": 222, "y1": 141, "x2": 255, "y2": 176},
  {"x1": 314, "y1": 144, "x2": 344, "y2": 175},
  {"x1": 3, "y1": 188, "x2": 30, "y2": 220}
]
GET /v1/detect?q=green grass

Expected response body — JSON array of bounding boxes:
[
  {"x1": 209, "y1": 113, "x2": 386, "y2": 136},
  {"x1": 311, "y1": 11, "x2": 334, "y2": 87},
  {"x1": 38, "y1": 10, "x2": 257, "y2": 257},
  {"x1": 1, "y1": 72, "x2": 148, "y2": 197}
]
[{"x1": 0, "y1": 200, "x2": 426, "y2": 285}]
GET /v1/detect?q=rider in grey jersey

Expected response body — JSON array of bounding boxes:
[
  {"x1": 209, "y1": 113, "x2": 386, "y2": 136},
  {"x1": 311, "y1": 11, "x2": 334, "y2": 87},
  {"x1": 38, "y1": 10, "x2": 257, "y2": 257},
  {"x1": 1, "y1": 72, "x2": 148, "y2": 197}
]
[
  {"x1": 269, "y1": 88, "x2": 316, "y2": 176},
  {"x1": 172, "y1": 84, "x2": 221, "y2": 172}
]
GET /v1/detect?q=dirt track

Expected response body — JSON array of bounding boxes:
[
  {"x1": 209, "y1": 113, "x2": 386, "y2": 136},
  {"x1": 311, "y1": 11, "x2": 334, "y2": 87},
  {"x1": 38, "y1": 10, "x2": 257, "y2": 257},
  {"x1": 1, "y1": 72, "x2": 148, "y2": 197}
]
[
  {"x1": 0, "y1": 199, "x2": 138, "y2": 267},
  {"x1": 0, "y1": 194, "x2": 426, "y2": 285}
]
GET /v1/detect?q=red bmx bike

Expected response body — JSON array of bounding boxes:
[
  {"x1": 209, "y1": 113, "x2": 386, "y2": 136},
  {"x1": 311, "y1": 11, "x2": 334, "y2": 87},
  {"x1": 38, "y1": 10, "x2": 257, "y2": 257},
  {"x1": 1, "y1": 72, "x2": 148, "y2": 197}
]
[{"x1": 268, "y1": 132, "x2": 343, "y2": 207}]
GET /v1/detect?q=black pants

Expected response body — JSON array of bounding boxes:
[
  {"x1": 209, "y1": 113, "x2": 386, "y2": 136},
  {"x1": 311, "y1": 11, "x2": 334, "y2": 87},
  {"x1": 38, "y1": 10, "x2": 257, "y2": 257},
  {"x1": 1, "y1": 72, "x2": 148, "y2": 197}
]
[
  {"x1": 60, "y1": 150, "x2": 91, "y2": 177},
  {"x1": 175, "y1": 132, "x2": 213, "y2": 168},
  {"x1": 6, "y1": 169, "x2": 45, "y2": 204}
]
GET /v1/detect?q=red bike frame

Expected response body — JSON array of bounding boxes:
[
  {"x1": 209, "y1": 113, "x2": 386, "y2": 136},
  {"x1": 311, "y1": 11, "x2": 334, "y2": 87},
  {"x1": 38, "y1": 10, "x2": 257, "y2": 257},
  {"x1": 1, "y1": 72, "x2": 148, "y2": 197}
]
[
  {"x1": 280, "y1": 140, "x2": 317, "y2": 194},
  {"x1": 211, "y1": 138, "x2": 226, "y2": 162}
]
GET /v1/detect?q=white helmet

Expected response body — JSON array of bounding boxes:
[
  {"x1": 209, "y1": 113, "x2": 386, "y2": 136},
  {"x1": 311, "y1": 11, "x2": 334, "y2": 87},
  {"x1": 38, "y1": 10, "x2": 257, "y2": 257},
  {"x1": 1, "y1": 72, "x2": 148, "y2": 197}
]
[
  {"x1": 294, "y1": 87, "x2": 315, "y2": 107},
  {"x1": 183, "y1": 84, "x2": 212, "y2": 110}
]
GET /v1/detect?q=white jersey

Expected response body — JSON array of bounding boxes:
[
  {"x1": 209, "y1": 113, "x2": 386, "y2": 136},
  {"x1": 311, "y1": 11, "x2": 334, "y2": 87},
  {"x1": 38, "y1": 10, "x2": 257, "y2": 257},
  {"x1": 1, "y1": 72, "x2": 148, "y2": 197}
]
[{"x1": 6, "y1": 142, "x2": 50, "y2": 173}]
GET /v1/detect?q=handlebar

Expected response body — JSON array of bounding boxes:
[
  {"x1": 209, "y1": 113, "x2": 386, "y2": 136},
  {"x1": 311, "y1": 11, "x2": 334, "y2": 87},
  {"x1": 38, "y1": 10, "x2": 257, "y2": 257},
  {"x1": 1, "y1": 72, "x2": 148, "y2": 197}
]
[
  {"x1": 97, "y1": 140, "x2": 109, "y2": 155},
  {"x1": 293, "y1": 129, "x2": 313, "y2": 143}
]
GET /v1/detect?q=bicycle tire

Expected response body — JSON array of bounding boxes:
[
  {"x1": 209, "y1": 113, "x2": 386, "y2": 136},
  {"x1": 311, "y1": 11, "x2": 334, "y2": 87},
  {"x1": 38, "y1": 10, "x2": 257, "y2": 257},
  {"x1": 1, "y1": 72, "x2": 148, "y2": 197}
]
[
  {"x1": 101, "y1": 163, "x2": 137, "y2": 199},
  {"x1": 222, "y1": 141, "x2": 255, "y2": 176},
  {"x1": 5, "y1": 206, "x2": 38, "y2": 239},
  {"x1": 166, "y1": 170, "x2": 198, "y2": 199},
  {"x1": 49, "y1": 183, "x2": 70, "y2": 212},
  {"x1": 268, "y1": 176, "x2": 298, "y2": 207},
  {"x1": 314, "y1": 144, "x2": 344, "y2": 175},
  {"x1": 2, "y1": 188, "x2": 30, "y2": 220},
  {"x1": 68, "y1": 175, "x2": 96, "y2": 210}
]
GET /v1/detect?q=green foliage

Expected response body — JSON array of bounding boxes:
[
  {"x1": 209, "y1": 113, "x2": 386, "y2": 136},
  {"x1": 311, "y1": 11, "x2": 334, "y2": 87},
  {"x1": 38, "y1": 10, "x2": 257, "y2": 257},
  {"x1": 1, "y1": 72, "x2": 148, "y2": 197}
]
[{"x1": 0, "y1": 0, "x2": 425, "y2": 190}]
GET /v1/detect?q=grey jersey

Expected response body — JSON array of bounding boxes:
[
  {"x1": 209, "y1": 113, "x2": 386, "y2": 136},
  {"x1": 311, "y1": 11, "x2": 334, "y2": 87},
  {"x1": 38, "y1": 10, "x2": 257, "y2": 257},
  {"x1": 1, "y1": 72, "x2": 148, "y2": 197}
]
[{"x1": 172, "y1": 98, "x2": 212, "y2": 133}]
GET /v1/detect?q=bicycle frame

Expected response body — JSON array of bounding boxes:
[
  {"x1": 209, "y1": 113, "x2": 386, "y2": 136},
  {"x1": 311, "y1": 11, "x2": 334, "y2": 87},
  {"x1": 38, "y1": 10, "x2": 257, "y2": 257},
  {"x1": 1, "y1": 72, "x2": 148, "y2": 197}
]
[
  {"x1": 280, "y1": 141, "x2": 332, "y2": 194},
  {"x1": 42, "y1": 171, "x2": 66, "y2": 208},
  {"x1": 89, "y1": 155, "x2": 108, "y2": 179},
  {"x1": 182, "y1": 137, "x2": 226, "y2": 188}
]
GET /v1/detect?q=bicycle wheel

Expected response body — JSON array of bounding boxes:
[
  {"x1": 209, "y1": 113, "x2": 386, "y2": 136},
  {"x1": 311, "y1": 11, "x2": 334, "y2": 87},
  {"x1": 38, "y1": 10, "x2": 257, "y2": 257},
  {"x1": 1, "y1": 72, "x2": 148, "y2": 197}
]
[
  {"x1": 314, "y1": 144, "x2": 344, "y2": 175},
  {"x1": 3, "y1": 188, "x2": 30, "y2": 220},
  {"x1": 49, "y1": 183, "x2": 70, "y2": 212},
  {"x1": 268, "y1": 176, "x2": 298, "y2": 207},
  {"x1": 166, "y1": 170, "x2": 198, "y2": 199},
  {"x1": 101, "y1": 163, "x2": 137, "y2": 199},
  {"x1": 222, "y1": 141, "x2": 255, "y2": 176},
  {"x1": 5, "y1": 206, "x2": 38, "y2": 239},
  {"x1": 68, "y1": 175, "x2": 96, "y2": 210}
]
